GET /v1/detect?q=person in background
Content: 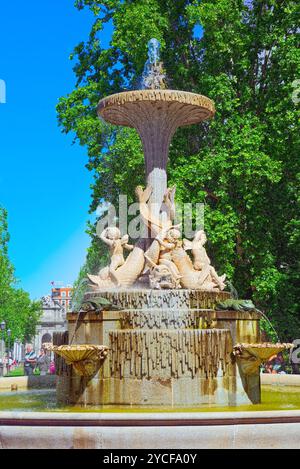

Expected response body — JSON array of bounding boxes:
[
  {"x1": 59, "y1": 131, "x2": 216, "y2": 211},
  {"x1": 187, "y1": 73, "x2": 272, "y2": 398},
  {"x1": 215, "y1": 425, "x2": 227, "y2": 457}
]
[
  {"x1": 2, "y1": 355, "x2": 8, "y2": 376},
  {"x1": 7, "y1": 355, "x2": 13, "y2": 373},
  {"x1": 36, "y1": 348, "x2": 50, "y2": 376},
  {"x1": 49, "y1": 361, "x2": 55, "y2": 375},
  {"x1": 23, "y1": 344, "x2": 37, "y2": 376},
  {"x1": 272, "y1": 353, "x2": 285, "y2": 373},
  {"x1": 265, "y1": 353, "x2": 285, "y2": 374}
]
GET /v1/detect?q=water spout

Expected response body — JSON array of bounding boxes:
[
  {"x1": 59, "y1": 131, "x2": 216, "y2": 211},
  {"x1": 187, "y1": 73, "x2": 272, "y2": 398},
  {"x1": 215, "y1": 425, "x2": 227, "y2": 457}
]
[{"x1": 141, "y1": 38, "x2": 166, "y2": 90}]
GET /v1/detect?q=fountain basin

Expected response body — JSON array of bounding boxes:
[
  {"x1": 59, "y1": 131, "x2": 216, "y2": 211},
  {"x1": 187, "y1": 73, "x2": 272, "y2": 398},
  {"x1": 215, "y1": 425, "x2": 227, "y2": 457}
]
[
  {"x1": 1, "y1": 401, "x2": 300, "y2": 449},
  {"x1": 1, "y1": 381, "x2": 300, "y2": 448},
  {"x1": 1, "y1": 380, "x2": 300, "y2": 411}
]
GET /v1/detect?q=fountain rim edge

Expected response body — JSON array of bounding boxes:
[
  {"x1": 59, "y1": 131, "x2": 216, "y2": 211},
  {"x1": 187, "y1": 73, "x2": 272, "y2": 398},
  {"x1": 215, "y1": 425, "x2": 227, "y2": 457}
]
[
  {"x1": 97, "y1": 89, "x2": 215, "y2": 117},
  {"x1": 2, "y1": 408, "x2": 300, "y2": 425}
]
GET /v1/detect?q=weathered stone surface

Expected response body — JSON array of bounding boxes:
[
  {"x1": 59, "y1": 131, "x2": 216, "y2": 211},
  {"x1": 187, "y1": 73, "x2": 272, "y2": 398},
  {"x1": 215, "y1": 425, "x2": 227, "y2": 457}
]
[
  {"x1": 57, "y1": 289, "x2": 262, "y2": 407},
  {"x1": 57, "y1": 375, "x2": 252, "y2": 407},
  {"x1": 83, "y1": 289, "x2": 231, "y2": 310},
  {"x1": 109, "y1": 329, "x2": 232, "y2": 380}
]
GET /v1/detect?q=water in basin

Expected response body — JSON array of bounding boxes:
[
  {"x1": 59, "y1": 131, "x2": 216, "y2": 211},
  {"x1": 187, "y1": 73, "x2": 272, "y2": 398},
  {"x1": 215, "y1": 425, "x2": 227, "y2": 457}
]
[{"x1": 0, "y1": 385, "x2": 299, "y2": 413}]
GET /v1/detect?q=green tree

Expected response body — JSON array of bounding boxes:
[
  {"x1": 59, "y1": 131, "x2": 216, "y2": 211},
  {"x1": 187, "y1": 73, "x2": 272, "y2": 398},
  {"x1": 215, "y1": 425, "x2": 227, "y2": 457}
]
[
  {"x1": 0, "y1": 207, "x2": 41, "y2": 345},
  {"x1": 57, "y1": 0, "x2": 300, "y2": 340}
]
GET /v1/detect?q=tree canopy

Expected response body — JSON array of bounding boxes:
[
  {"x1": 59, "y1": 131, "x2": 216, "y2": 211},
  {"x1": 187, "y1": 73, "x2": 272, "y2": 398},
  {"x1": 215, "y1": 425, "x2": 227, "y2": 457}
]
[
  {"x1": 0, "y1": 207, "x2": 41, "y2": 345},
  {"x1": 57, "y1": 0, "x2": 300, "y2": 341}
]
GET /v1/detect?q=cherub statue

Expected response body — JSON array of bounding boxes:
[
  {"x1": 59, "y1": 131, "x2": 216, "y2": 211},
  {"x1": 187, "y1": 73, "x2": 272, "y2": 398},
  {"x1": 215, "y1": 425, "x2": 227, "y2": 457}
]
[
  {"x1": 100, "y1": 227, "x2": 134, "y2": 277},
  {"x1": 145, "y1": 226, "x2": 182, "y2": 288},
  {"x1": 183, "y1": 230, "x2": 226, "y2": 290},
  {"x1": 158, "y1": 227, "x2": 181, "y2": 277}
]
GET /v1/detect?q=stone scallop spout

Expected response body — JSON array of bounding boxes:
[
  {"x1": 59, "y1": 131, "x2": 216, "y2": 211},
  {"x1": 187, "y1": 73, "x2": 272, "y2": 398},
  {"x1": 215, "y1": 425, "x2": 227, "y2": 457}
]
[
  {"x1": 46, "y1": 344, "x2": 109, "y2": 377},
  {"x1": 233, "y1": 342, "x2": 294, "y2": 375}
]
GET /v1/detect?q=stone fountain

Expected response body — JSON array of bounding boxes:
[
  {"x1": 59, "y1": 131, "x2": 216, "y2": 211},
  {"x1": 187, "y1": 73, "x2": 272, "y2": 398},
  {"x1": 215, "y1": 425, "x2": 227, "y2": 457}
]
[{"x1": 52, "y1": 39, "x2": 292, "y2": 408}]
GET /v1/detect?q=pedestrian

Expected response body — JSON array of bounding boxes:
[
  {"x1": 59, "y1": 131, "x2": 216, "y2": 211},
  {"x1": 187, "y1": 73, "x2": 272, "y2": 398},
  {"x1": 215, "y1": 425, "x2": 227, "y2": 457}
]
[
  {"x1": 265, "y1": 352, "x2": 285, "y2": 374},
  {"x1": 23, "y1": 344, "x2": 37, "y2": 376},
  {"x1": 49, "y1": 361, "x2": 55, "y2": 375},
  {"x1": 36, "y1": 348, "x2": 50, "y2": 376},
  {"x1": 2, "y1": 355, "x2": 8, "y2": 376},
  {"x1": 7, "y1": 355, "x2": 13, "y2": 373}
]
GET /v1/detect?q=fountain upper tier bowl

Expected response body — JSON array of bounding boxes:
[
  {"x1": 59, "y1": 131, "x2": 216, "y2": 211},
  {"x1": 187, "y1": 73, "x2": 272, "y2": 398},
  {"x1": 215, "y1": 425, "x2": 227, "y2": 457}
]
[
  {"x1": 97, "y1": 89, "x2": 215, "y2": 128},
  {"x1": 97, "y1": 89, "x2": 215, "y2": 191}
]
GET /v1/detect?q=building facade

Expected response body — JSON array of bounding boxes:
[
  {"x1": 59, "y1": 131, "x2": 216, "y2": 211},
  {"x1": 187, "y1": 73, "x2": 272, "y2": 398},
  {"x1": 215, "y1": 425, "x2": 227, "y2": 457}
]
[
  {"x1": 51, "y1": 285, "x2": 73, "y2": 312},
  {"x1": 33, "y1": 286, "x2": 72, "y2": 353}
]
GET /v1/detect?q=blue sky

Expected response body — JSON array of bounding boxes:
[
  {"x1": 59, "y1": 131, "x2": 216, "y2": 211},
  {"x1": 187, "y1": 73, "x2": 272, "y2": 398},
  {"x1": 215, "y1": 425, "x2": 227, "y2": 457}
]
[{"x1": 0, "y1": 1, "x2": 113, "y2": 299}]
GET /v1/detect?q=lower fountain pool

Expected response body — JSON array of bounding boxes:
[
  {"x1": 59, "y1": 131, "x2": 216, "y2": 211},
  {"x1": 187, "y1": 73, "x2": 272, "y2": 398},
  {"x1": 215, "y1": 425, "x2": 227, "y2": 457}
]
[{"x1": 0, "y1": 385, "x2": 300, "y2": 413}]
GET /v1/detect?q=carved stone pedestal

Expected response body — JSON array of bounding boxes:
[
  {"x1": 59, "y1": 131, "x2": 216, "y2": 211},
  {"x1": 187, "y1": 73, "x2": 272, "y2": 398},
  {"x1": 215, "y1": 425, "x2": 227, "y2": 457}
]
[{"x1": 56, "y1": 289, "x2": 262, "y2": 408}]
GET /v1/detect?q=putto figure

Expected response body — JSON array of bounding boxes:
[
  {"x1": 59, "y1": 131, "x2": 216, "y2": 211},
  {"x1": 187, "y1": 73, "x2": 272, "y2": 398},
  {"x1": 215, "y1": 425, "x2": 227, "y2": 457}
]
[
  {"x1": 145, "y1": 226, "x2": 182, "y2": 289},
  {"x1": 155, "y1": 227, "x2": 182, "y2": 283},
  {"x1": 87, "y1": 227, "x2": 137, "y2": 288},
  {"x1": 183, "y1": 230, "x2": 226, "y2": 290},
  {"x1": 100, "y1": 227, "x2": 134, "y2": 276}
]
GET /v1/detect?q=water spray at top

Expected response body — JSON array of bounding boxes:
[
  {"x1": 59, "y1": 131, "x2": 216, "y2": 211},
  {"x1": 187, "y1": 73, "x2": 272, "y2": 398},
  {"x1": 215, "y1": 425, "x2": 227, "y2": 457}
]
[{"x1": 140, "y1": 38, "x2": 167, "y2": 90}]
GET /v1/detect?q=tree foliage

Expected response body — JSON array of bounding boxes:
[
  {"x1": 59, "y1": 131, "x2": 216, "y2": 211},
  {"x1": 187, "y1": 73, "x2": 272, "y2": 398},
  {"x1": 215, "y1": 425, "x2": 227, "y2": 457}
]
[
  {"x1": 57, "y1": 0, "x2": 300, "y2": 340},
  {"x1": 0, "y1": 207, "x2": 41, "y2": 345}
]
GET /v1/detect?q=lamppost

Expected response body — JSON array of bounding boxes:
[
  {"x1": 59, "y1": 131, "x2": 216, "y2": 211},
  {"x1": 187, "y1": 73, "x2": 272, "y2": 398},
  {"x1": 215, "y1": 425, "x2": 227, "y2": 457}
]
[
  {"x1": 0, "y1": 320, "x2": 6, "y2": 377},
  {"x1": 6, "y1": 329, "x2": 11, "y2": 373},
  {"x1": 7, "y1": 328, "x2": 11, "y2": 356},
  {"x1": 15, "y1": 338, "x2": 21, "y2": 363},
  {"x1": 0, "y1": 320, "x2": 5, "y2": 357}
]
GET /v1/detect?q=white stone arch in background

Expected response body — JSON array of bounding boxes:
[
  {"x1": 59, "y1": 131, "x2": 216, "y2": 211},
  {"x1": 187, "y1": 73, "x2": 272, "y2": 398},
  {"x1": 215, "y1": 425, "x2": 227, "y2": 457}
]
[{"x1": 41, "y1": 333, "x2": 52, "y2": 344}]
